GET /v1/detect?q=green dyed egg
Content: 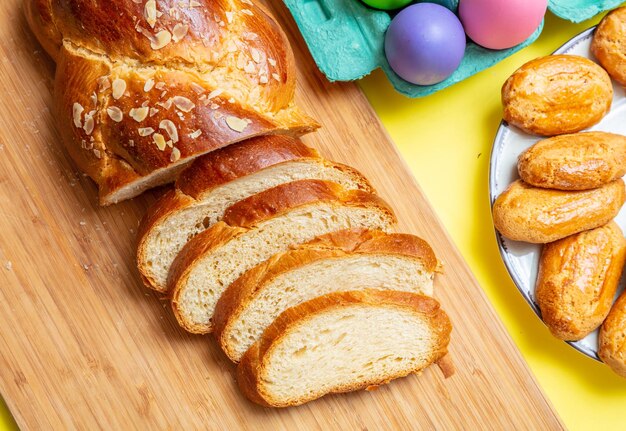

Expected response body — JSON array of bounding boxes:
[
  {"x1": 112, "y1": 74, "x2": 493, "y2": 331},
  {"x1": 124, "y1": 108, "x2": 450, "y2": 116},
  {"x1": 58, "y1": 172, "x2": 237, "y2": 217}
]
[{"x1": 361, "y1": 0, "x2": 413, "y2": 10}]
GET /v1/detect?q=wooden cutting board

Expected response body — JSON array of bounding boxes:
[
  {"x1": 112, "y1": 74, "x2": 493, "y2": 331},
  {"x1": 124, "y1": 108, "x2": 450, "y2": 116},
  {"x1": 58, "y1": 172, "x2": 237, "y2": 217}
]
[{"x1": 0, "y1": 1, "x2": 564, "y2": 429}]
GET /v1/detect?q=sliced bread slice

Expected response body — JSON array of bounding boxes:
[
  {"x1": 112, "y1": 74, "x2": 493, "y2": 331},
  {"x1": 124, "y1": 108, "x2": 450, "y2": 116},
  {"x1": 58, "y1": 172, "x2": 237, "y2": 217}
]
[
  {"x1": 169, "y1": 180, "x2": 396, "y2": 334},
  {"x1": 213, "y1": 228, "x2": 439, "y2": 362},
  {"x1": 237, "y1": 289, "x2": 452, "y2": 407},
  {"x1": 137, "y1": 135, "x2": 372, "y2": 292}
]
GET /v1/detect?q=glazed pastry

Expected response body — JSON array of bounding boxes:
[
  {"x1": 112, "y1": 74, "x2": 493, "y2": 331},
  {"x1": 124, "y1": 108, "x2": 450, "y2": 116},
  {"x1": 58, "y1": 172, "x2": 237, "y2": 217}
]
[
  {"x1": 592, "y1": 7, "x2": 626, "y2": 86},
  {"x1": 536, "y1": 222, "x2": 626, "y2": 341},
  {"x1": 492, "y1": 179, "x2": 625, "y2": 243},
  {"x1": 518, "y1": 132, "x2": 626, "y2": 190},
  {"x1": 502, "y1": 55, "x2": 612, "y2": 136},
  {"x1": 599, "y1": 289, "x2": 626, "y2": 378}
]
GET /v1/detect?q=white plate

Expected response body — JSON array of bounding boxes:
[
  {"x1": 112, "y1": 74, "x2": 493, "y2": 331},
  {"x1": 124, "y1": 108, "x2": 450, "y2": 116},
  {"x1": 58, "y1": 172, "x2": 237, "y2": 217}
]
[{"x1": 489, "y1": 27, "x2": 626, "y2": 361}]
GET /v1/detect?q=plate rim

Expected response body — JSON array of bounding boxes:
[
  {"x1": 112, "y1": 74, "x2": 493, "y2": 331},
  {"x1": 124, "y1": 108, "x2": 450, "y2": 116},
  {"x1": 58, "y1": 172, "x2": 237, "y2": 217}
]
[{"x1": 488, "y1": 26, "x2": 601, "y2": 362}]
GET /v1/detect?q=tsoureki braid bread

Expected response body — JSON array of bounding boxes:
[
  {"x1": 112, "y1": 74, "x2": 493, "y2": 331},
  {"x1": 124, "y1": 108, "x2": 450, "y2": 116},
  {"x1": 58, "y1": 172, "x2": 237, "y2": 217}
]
[{"x1": 25, "y1": 0, "x2": 319, "y2": 204}]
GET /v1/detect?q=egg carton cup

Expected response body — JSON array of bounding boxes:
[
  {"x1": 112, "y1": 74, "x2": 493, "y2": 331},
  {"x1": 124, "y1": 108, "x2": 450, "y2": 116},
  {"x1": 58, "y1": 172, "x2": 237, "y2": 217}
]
[{"x1": 283, "y1": 0, "x2": 623, "y2": 97}]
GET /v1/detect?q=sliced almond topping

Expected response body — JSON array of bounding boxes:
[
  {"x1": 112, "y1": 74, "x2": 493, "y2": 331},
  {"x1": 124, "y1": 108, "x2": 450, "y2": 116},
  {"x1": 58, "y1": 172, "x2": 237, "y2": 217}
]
[
  {"x1": 172, "y1": 23, "x2": 189, "y2": 42},
  {"x1": 228, "y1": 97, "x2": 236, "y2": 104},
  {"x1": 210, "y1": 103, "x2": 219, "y2": 110},
  {"x1": 129, "y1": 139, "x2": 135, "y2": 147},
  {"x1": 73, "y1": 103, "x2": 84, "y2": 128},
  {"x1": 159, "y1": 119, "x2": 179, "y2": 143},
  {"x1": 244, "y1": 61, "x2": 255, "y2": 74},
  {"x1": 243, "y1": 32, "x2": 258, "y2": 41},
  {"x1": 207, "y1": 88, "x2": 223, "y2": 100},
  {"x1": 172, "y1": 96, "x2": 195, "y2": 112},
  {"x1": 236, "y1": 52, "x2": 246, "y2": 69},
  {"x1": 151, "y1": 30, "x2": 172, "y2": 50},
  {"x1": 225, "y1": 11, "x2": 234, "y2": 23},
  {"x1": 157, "y1": 99, "x2": 173, "y2": 110},
  {"x1": 90, "y1": 92, "x2": 98, "y2": 106},
  {"x1": 144, "y1": 0, "x2": 157, "y2": 28},
  {"x1": 130, "y1": 107, "x2": 149, "y2": 122},
  {"x1": 138, "y1": 127, "x2": 155, "y2": 136},
  {"x1": 225, "y1": 116, "x2": 248, "y2": 133},
  {"x1": 149, "y1": 108, "x2": 159, "y2": 117},
  {"x1": 170, "y1": 147, "x2": 181, "y2": 162},
  {"x1": 153, "y1": 133, "x2": 167, "y2": 151},
  {"x1": 190, "y1": 0, "x2": 201, "y2": 7},
  {"x1": 272, "y1": 73, "x2": 281, "y2": 82},
  {"x1": 142, "y1": 100, "x2": 150, "y2": 108},
  {"x1": 250, "y1": 48, "x2": 261, "y2": 64},
  {"x1": 112, "y1": 79, "x2": 127, "y2": 100},
  {"x1": 268, "y1": 58, "x2": 277, "y2": 67},
  {"x1": 226, "y1": 40, "x2": 238, "y2": 53},
  {"x1": 259, "y1": 75, "x2": 268, "y2": 84},
  {"x1": 189, "y1": 129, "x2": 202, "y2": 139},
  {"x1": 106, "y1": 106, "x2": 123, "y2": 122},
  {"x1": 241, "y1": 9, "x2": 253, "y2": 16},
  {"x1": 191, "y1": 83, "x2": 205, "y2": 94},
  {"x1": 97, "y1": 76, "x2": 111, "y2": 92},
  {"x1": 144, "y1": 78, "x2": 155, "y2": 92},
  {"x1": 155, "y1": 82, "x2": 166, "y2": 90},
  {"x1": 83, "y1": 111, "x2": 96, "y2": 135},
  {"x1": 241, "y1": 0, "x2": 253, "y2": 4},
  {"x1": 93, "y1": 149, "x2": 102, "y2": 159}
]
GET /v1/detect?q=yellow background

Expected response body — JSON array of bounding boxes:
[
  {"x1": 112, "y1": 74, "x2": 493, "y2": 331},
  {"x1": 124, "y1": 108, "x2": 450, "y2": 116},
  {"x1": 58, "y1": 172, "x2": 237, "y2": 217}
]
[
  {"x1": 360, "y1": 10, "x2": 626, "y2": 431},
  {"x1": 0, "y1": 9, "x2": 625, "y2": 431}
]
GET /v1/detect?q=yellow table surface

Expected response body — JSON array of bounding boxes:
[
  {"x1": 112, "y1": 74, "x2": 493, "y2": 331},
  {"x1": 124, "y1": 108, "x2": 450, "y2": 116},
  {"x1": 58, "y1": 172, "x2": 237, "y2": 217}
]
[
  {"x1": 360, "y1": 10, "x2": 626, "y2": 431},
  {"x1": 0, "y1": 9, "x2": 624, "y2": 431}
]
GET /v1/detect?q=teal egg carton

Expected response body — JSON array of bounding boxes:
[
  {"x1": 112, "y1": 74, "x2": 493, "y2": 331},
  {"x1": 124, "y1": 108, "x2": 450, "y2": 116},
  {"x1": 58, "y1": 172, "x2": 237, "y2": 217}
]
[{"x1": 283, "y1": 0, "x2": 623, "y2": 98}]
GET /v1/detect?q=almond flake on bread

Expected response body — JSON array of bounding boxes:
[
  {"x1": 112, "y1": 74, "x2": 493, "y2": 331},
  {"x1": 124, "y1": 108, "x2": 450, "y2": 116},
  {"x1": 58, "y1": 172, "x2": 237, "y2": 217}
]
[
  {"x1": 136, "y1": 136, "x2": 373, "y2": 292},
  {"x1": 169, "y1": 180, "x2": 396, "y2": 334},
  {"x1": 237, "y1": 289, "x2": 452, "y2": 407},
  {"x1": 213, "y1": 228, "x2": 439, "y2": 362}
]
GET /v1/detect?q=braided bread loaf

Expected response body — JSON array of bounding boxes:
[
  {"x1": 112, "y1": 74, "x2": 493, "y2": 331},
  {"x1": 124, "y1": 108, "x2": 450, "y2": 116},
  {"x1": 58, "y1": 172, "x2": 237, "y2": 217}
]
[{"x1": 25, "y1": 0, "x2": 319, "y2": 204}]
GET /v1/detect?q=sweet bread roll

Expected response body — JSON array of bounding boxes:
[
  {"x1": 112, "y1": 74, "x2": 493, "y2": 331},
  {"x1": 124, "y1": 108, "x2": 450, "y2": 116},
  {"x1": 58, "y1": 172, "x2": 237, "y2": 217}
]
[
  {"x1": 492, "y1": 179, "x2": 625, "y2": 243},
  {"x1": 518, "y1": 132, "x2": 626, "y2": 190},
  {"x1": 536, "y1": 222, "x2": 626, "y2": 341},
  {"x1": 592, "y1": 7, "x2": 626, "y2": 86},
  {"x1": 24, "y1": 0, "x2": 319, "y2": 204},
  {"x1": 502, "y1": 55, "x2": 612, "y2": 136},
  {"x1": 599, "y1": 290, "x2": 626, "y2": 378}
]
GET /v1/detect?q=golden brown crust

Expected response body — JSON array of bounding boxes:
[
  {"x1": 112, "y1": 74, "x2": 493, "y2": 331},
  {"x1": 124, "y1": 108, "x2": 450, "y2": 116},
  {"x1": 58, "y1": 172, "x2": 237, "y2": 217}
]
[
  {"x1": 223, "y1": 180, "x2": 395, "y2": 228},
  {"x1": 176, "y1": 135, "x2": 320, "y2": 199},
  {"x1": 26, "y1": 0, "x2": 319, "y2": 204},
  {"x1": 536, "y1": 222, "x2": 626, "y2": 341},
  {"x1": 599, "y1": 290, "x2": 626, "y2": 377},
  {"x1": 237, "y1": 289, "x2": 452, "y2": 407},
  {"x1": 213, "y1": 228, "x2": 438, "y2": 359},
  {"x1": 492, "y1": 179, "x2": 625, "y2": 243},
  {"x1": 518, "y1": 132, "x2": 626, "y2": 190},
  {"x1": 592, "y1": 7, "x2": 626, "y2": 86},
  {"x1": 502, "y1": 55, "x2": 612, "y2": 136}
]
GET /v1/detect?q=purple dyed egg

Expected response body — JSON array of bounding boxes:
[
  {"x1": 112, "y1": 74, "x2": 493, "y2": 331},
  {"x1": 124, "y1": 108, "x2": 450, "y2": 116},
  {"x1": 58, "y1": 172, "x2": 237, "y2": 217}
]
[{"x1": 385, "y1": 3, "x2": 466, "y2": 86}]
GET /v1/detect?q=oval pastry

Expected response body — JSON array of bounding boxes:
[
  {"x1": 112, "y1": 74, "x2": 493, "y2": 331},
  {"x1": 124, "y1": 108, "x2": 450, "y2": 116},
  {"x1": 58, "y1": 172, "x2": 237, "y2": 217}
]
[
  {"x1": 536, "y1": 222, "x2": 626, "y2": 341},
  {"x1": 600, "y1": 289, "x2": 626, "y2": 378},
  {"x1": 492, "y1": 179, "x2": 625, "y2": 243},
  {"x1": 502, "y1": 55, "x2": 612, "y2": 136},
  {"x1": 592, "y1": 7, "x2": 626, "y2": 86},
  {"x1": 518, "y1": 132, "x2": 626, "y2": 190}
]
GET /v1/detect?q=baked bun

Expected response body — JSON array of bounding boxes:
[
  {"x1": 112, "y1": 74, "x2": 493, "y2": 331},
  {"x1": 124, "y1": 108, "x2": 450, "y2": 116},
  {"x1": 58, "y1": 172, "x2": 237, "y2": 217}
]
[
  {"x1": 24, "y1": 0, "x2": 319, "y2": 204},
  {"x1": 492, "y1": 179, "x2": 625, "y2": 243},
  {"x1": 518, "y1": 132, "x2": 626, "y2": 190},
  {"x1": 536, "y1": 222, "x2": 626, "y2": 341},
  {"x1": 592, "y1": 7, "x2": 626, "y2": 86},
  {"x1": 502, "y1": 55, "x2": 612, "y2": 136}
]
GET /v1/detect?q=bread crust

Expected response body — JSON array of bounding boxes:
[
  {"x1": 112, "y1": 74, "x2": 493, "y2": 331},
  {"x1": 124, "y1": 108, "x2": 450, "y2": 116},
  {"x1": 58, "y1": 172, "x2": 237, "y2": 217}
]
[
  {"x1": 213, "y1": 228, "x2": 438, "y2": 361},
  {"x1": 168, "y1": 180, "x2": 396, "y2": 333},
  {"x1": 518, "y1": 132, "x2": 626, "y2": 190},
  {"x1": 502, "y1": 55, "x2": 612, "y2": 136},
  {"x1": 136, "y1": 138, "x2": 374, "y2": 291},
  {"x1": 25, "y1": 0, "x2": 319, "y2": 204},
  {"x1": 592, "y1": 7, "x2": 626, "y2": 86},
  {"x1": 536, "y1": 222, "x2": 626, "y2": 341},
  {"x1": 492, "y1": 179, "x2": 625, "y2": 243},
  {"x1": 222, "y1": 180, "x2": 394, "y2": 228},
  {"x1": 599, "y1": 290, "x2": 626, "y2": 377},
  {"x1": 236, "y1": 289, "x2": 452, "y2": 407}
]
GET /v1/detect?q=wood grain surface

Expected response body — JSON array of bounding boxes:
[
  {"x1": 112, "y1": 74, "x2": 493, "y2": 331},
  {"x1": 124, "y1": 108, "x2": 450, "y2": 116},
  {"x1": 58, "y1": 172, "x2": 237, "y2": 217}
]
[{"x1": 0, "y1": 0, "x2": 564, "y2": 429}]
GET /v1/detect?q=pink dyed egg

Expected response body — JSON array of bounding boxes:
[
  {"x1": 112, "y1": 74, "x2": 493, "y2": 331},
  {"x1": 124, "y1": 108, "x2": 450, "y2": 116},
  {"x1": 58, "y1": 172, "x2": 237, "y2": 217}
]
[{"x1": 459, "y1": 0, "x2": 547, "y2": 50}]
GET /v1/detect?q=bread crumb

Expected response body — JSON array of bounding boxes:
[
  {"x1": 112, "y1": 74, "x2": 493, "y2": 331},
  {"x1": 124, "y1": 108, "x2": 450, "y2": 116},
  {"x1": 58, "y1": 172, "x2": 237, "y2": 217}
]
[
  {"x1": 4, "y1": 261, "x2": 12, "y2": 271},
  {"x1": 79, "y1": 220, "x2": 87, "y2": 226}
]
